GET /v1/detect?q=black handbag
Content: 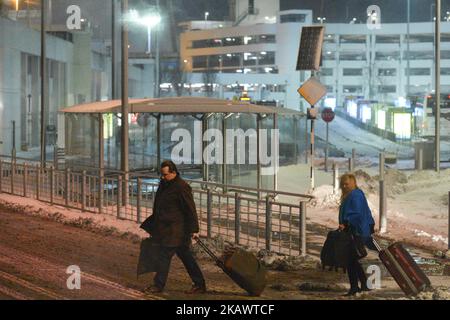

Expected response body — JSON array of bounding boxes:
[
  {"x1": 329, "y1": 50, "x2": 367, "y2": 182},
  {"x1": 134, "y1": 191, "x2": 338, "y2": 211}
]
[
  {"x1": 137, "y1": 237, "x2": 161, "y2": 276},
  {"x1": 350, "y1": 234, "x2": 368, "y2": 259}
]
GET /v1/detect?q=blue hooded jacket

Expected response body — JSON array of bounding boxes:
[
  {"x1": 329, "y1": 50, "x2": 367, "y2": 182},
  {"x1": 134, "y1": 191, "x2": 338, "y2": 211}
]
[{"x1": 339, "y1": 188, "x2": 375, "y2": 242}]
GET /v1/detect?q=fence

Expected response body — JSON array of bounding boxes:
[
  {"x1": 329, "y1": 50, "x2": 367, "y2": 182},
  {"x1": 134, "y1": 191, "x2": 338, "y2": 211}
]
[{"x1": 0, "y1": 160, "x2": 313, "y2": 256}]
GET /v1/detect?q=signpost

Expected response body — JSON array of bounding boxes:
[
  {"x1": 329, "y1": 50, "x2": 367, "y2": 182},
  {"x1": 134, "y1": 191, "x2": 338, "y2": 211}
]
[
  {"x1": 296, "y1": 26, "x2": 325, "y2": 190},
  {"x1": 298, "y1": 76, "x2": 327, "y2": 190},
  {"x1": 321, "y1": 108, "x2": 335, "y2": 172}
]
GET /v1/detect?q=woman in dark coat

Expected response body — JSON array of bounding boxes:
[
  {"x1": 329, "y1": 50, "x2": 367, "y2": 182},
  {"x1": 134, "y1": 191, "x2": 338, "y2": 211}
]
[{"x1": 339, "y1": 173, "x2": 376, "y2": 296}]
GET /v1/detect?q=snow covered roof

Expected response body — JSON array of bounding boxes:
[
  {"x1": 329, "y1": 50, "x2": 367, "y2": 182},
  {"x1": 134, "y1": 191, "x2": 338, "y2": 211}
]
[{"x1": 60, "y1": 97, "x2": 303, "y2": 115}]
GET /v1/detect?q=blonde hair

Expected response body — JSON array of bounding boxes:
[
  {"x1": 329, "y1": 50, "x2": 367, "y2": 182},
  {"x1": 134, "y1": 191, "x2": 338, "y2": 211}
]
[{"x1": 339, "y1": 173, "x2": 358, "y2": 203}]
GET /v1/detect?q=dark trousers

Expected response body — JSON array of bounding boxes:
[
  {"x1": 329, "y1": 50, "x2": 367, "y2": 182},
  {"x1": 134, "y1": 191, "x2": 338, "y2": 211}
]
[
  {"x1": 154, "y1": 245, "x2": 205, "y2": 289},
  {"x1": 347, "y1": 255, "x2": 368, "y2": 291}
]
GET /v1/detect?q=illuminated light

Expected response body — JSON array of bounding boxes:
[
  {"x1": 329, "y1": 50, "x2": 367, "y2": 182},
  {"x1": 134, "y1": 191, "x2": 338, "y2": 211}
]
[
  {"x1": 243, "y1": 68, "x2": 251, "y2": 74},
  {"x1": 347, "y1": 101, "x2": 358, "y2": 118},
  {"x1": 236, "y1": 69, "x2": 243, "y2": 73},
  {"x1": 327, "y1": 51, "x2": 332, "y2": 54},
  {"x1": 377, "y1": 110, "x2": 386, "y2": 130},
  {"x1": 183, "y1": 59, "x2": 188, "y2": 63},
  {"x1": 226, "y1": 38, "x2": 232, "y2": 41},
  {"x1": 15, "y1": 0, "x2": 19, "y2": 11},
  {"x1": 244, "y1": 52, "x2": 251, "y2": 60},
  {"x1": 264, "y1": 67, "x2": 273, "y2": 73},
  {"x1": 324, "y1": 98, "x2": 336, "y2": 110},
  {"x1": 427, "y1": 95, "x2": 432, "y2": 99},
  {"x1": 226, "y1": 54, "x2": 232, "y2": 57},
  {"x1": 260, "y1": 51, "x2": 267, "y2": 55},
  {"x1": 244, "y1": 36, "x2": 253, "y2": 44},
  {"x1": 393, "y1": 113, "x2": 411, "y2": 139},
  {"x1": 361, "y1": 105, "x2": 371, "y2": 123},
  {"x1": 397, "y1": 96, "x2": 407, "y2": 107}
]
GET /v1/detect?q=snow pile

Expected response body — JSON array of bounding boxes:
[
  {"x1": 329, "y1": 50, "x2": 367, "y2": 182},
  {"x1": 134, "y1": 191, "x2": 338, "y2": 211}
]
[
  {"x1": 310, "y1": 185, "x2": 340, "y2": 208},
  {"x1": 413, "y1": 287, "x2": 450, "y2": 300},
  {"x1": 257, "y1": 250, "x2": 317, "y2": 271},
  {"x1": 413, "y1": 229, "x2": 449, "y2": 245},
  {"x1": 297, "y1": 282, "x2": 346, "y2": 292}
]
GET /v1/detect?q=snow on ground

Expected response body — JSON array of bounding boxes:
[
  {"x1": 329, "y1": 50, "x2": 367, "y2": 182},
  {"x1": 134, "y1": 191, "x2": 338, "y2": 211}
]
[{"x1": 276, "y1": 162, "x2": 450, "y2": 251}]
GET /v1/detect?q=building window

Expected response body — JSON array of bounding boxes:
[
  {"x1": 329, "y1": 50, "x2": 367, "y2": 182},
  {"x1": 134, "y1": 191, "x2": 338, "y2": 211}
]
[
  {"x1": 378, "y1": 68, "x2": 396, "y2": 76},
  {"x1": 340, "y1": 52, "x2": 366, "y2": 61},
  {"x1": 322, "y1": 51, "x2": 335, "y2": 60},
  {"x1": 376, "y1": 35, "x2": 400, "y2": 44},
  {"x1": 222, "y1": 53, "x2": 242, "y2": 67},
  {"x1": 340, "y1": 35, "x2": 366, "y2": 44},
  {"x1": 343, "y1": 86, "x2": 362, "y2": 93},
  {"x1": 407, "y1": 34, "x2": 433, "y2": 43},
  {"x1": 375, "y1": 51, "x2": 400, "y2": 60},
  {"x1": 258, "y1": 51, "x2": 275, "y2": 65},
  {"x1": 404, "y1": 51, "x2": 434, "y2": 60},
  {"x1": 258, "y1": 34, "x2": 276, "y2": 43},
  {"x1": 320, "y1": 68, "x2": 333, "y2": 76},
  {"x1": 280, "y1": 14, "x2": 306, "y2": 23},
  {"x1": 193, "y1": 56, "x2": 207, "y2": 68},
  {"x1": 405, "y1": 68, "x2": 430, "y2": 76},
  {"x1": 378, "y1": 85, "x2": 396, "y2": 93},
  {"x1": 323, "y1": 34, "x2": 335, "y2": 44},
  {"x1": 441, "y1": 68, "x2": 450, "y2": 75},
  {"x1": 343, "y1": 68, "x2": 363, "y2": 76}
]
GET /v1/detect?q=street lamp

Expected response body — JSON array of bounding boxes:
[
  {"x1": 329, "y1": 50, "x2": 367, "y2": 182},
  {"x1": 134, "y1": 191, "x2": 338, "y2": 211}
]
[
  {"x1": 129, "y1": 9, "x2": 161, "y2": 54},
  {"x1": 349, "y1": 17, "x2": 357, "y2": 24},
  {"x1": 317, "y1": 17, "x2": 326, "y2": 24},
  {"x1": 205, "y1": 11, "x2": 209, "y2": 21}
]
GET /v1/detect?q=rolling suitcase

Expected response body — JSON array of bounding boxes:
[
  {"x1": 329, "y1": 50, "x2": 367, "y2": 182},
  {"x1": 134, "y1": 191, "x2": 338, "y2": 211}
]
[
  {"x1": 196, "y1": 239, "x2": 266, "y2": 296},
  {"x1": 373, "y1": 239, "x2": 431, "y2": 296}
]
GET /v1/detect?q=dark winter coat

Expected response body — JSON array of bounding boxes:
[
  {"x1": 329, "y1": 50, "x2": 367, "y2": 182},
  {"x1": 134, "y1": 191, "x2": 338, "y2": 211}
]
[
  {"x1": 339, "y1": 188, "x2": 376, "y2": 247},
  {"x1": 140, "y1": 175, "x2": 199, "y2": 247}
]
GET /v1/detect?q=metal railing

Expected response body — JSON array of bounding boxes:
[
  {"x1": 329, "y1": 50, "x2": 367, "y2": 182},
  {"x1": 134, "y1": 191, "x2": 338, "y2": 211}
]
[{"x1": 0, "y1": 159, "x2": 313, "y2": 256}]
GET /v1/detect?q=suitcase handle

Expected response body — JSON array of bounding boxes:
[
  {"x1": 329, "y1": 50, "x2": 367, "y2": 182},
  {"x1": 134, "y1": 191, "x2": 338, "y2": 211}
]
[
  {"x1": 196, "y1": 238, "x2": 225, "y2": 269},
  {"x1": 372, "y1": 238, "x2": 382, "y2": 252}
]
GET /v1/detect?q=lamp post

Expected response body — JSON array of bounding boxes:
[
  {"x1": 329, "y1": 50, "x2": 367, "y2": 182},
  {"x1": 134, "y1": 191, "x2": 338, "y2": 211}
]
[
  {"x1": 129, "y1": 9, "x2": 161, "y2": 96},
  {"x1": 317, "y1": 17, "x2": 326, "y2": 24},
  {"x1": 205, "y1": 11, "x2": 209, "y2": 21},
  {"x1": 435, "y1": 0, "x2": 441, "y2": 173}
]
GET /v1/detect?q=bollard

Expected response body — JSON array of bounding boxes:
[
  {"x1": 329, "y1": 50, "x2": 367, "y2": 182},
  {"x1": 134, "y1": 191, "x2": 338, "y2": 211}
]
[
  {"x1": 36, "y1": 165, "x2": 40, "y2": 200},
  {"x1": 99, "y1": 169, "x2": 104, "y2": 214},
  {"x1": 418, "y1": 148, "x2": 423, "y2": 171},
  {"x1": 50, "y1": 167, "x2": 54, "y2": 205},
  {"x1": 81, "y1": 170, "x2": 86, "y2": 212},
  {"x1": 207, "y1": 189, "x2": 212, "y2": 239},
  {"x1": 136, "y1": 178, "x2": 142, "y2": 223},
  {"x1": 300, "y1": 201, "x2": 307, "y2": 256},
  {"x1": 23, "y1": 163, "x2": 28, "y2": 197},
  {"x1": 234, "y1": 193, "x2": 241, "y2": 245},
  {"x1": 11, "y1": 161, "x2": 15, "y2": 195},
  {"x1": 0, "y1": 160, "x2": 3, "y2": 193},
  {"x1": 379, "y1": 153, "x2": 387, "y2": 233},
  {"x1": 117, "y1": 175, "x2": 122, "y2": 219},
  {"x1": 352, "y1": 148, "x2": 356, "y2": 171},
  {"x1": 65, "y1": 168, "x2": 70, "y2": 206},
  {"x1": 333, "y1": 163, "x2": 339, "y2": 194},
  {"x1": 265, "y1": 196, "x2": 272, "y2": 251}
]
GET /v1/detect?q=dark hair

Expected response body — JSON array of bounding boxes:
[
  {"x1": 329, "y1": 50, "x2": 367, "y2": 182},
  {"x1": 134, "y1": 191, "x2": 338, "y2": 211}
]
[{"x1": 160, "y1": 160, "x2": 178, "y2": 174}]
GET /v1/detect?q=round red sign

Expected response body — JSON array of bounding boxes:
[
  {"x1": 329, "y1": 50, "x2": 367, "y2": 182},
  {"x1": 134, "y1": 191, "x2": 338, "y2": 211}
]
[{"x1": 321, "y1": 108, "x2": 335, "y2": 123}]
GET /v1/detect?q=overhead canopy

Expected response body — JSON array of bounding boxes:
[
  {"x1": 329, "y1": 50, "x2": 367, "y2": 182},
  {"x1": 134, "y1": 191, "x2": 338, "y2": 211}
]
[{"x1": 61, "y1": 97, "x2": 304, "y2": 116}]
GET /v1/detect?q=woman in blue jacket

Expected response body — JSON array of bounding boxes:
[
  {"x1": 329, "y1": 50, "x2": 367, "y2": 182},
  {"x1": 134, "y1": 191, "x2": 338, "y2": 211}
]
[{"x1": 339, "y1": 173, "x2": 376, "y2": 296}]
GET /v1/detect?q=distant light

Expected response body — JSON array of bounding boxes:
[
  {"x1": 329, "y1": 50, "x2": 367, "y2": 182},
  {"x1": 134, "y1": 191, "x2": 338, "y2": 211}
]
[
  {"x1": 226, "y1": 54, "x2": 232, "y2": 57},
  {"x1": 183, "y1": 59, "x2": 188, "y2": 63},
  {"x1": 236, "y1": 69, "x2": 243, "y2": 73},
  {"x1": 219, "y1": 24, "x2": 223, "y2": 28},
  {"x1": 327, "y1": 51, "x2": 332, "y2": 54},
  {"x1": 226, "y1": 38, "x2": 232, "y2": 41},
  {"x1": 261, "y1": 51, "x2": 267, "y2": 55}
]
